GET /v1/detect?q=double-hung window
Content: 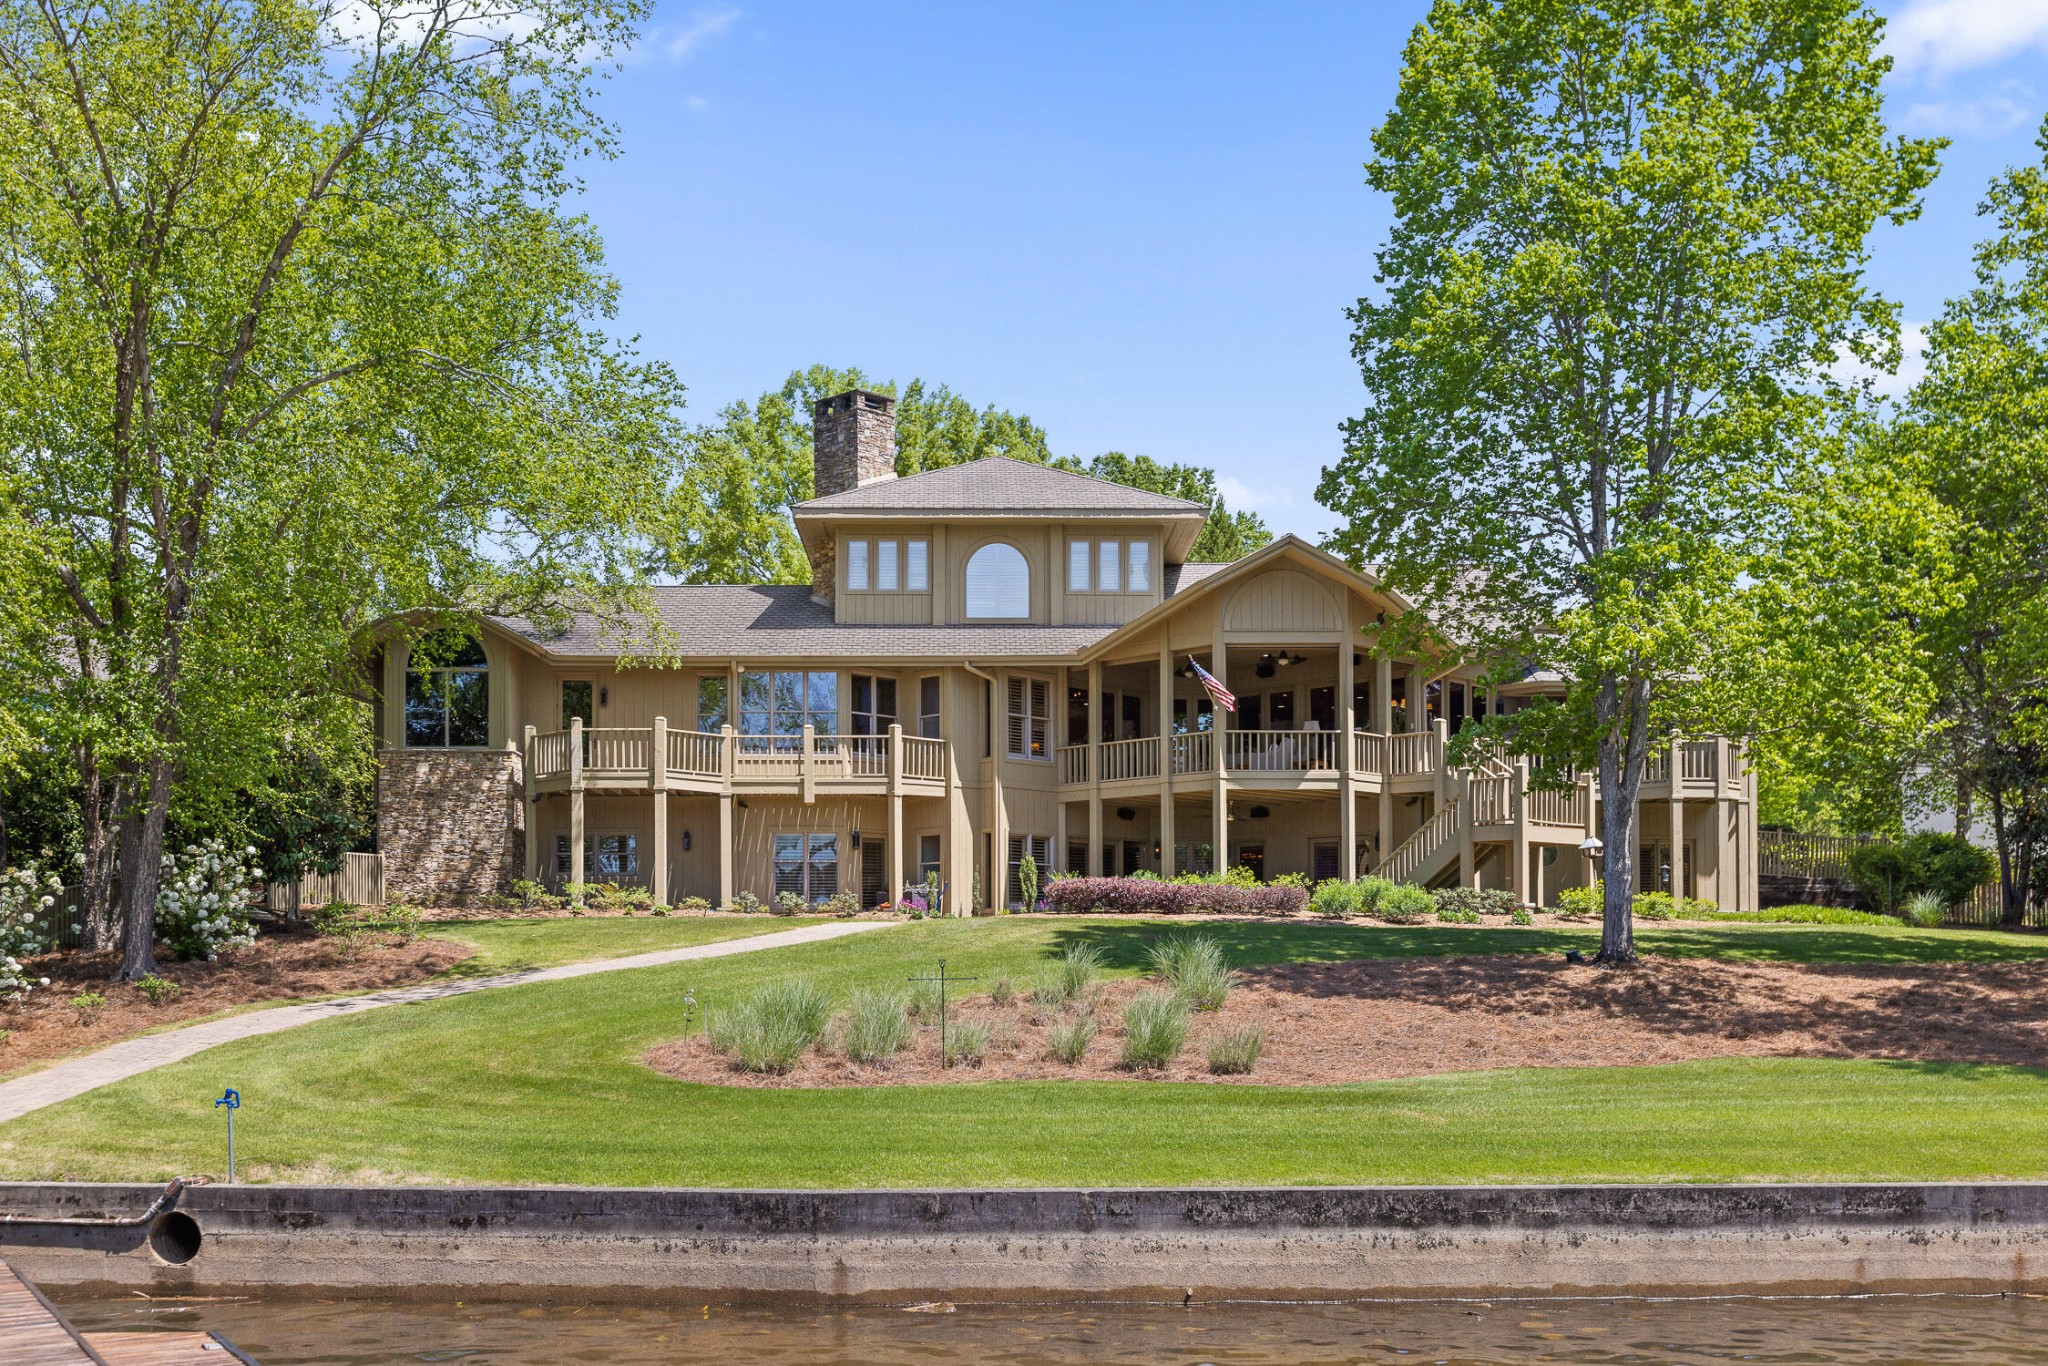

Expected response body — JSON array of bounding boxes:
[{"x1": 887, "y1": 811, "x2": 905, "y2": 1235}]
[
  {"x1": 1006, "y1": 676, "x2": 1050, "y2": 760},
  {"x1": 850, "y1": 673, "x2": 899, "y2": 736},
  {"x1": 1127, "y1": 540, "x2": 1151, "y2": 591},
  {"x1": 905, "y1": 539, "x2": 929, "y2": 591},
  {"x1": 918, "y1": 676, "x2": 942, "y2": 738},
  {"x1": 773, "y1": 833, "x2": 839, "y2": 902},
  {"x1": 405, "y1": 634, "x2": 489, "y2": 747},
  {"x1": 847, "y1": 539, "x2": 871, "y2": 592},
  {"x1": 1068, "y1": 540, "x2": 1092, "y2": 592}
]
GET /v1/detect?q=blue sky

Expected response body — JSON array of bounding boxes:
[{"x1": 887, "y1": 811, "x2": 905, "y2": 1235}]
[{"x1": 573, "y1": 0, "x2": 2048, "y2": 541}]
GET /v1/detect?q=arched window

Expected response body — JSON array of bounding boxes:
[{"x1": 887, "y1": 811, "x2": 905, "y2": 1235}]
[
  {"x1": 965, "y1": 542, "x2": 1030, "y2": 619},
  {"x1": 405, "y1": 632, "x2": 490, "y2": 747}
]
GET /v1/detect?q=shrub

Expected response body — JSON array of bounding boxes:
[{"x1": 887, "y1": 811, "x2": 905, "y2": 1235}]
[
  {"x1": 839, "y1": 989, "x2": 910, "y2": 1063},
  {"x1": 510, "y1": 878, "x2": 565, "y2": 911},
  {"x1": 1376, "y1": 885, "x2": 1436, "y2": 924},
  {"x1": 586, "y1": 882, "x2": 655, "y2": 914},
  {"x1": 155, "y1": 839, "x2": 260, "y2": 961},
  {"x1": 1206, "y1": 1026, "x2": 1263, "y2": 1075},
  {"x1": 770, "y1": 891, "x2": 807, "y2": 916},
  {"x1": 1630, "y1": 891, "x2": 1715, "y2": 921},
  {"x1": 1433, "y1": 887, "x2": 1518, "y2": 918},
  {"x1": 378, "y1": 902, "x2": 424, "y2": 944},
  {"x1": 1353, "y1": 876, "x2": 1397, "y2": 915},
  {"x1": 677, "y1": 896, "x2": 712, "y2": 914},
  {"x1": 136, "y1": 974, "x2": 181, "y2": 1007},
  {"x1": 1846, "y1": 842, "x2": 1912, "y2": 916},
  {"x1": 1903, "y1": 891, "x2": 1948, "y2": 928},
  {"x1": 1018, "y1": 853, "x2": 1040, "y2": 913},
  {"x1": 707, "y1": 979, "x2": 833, "y2": 1074},
  {"x1": 70, "y1": 990, "x2": 107, "y2": 1026},
  {"x1": 1145, "y1": 933, "x2": 1235, "y2": 1011},
  {"x1": 1702, "y1": 904, "x2": 1904, "y2": 926},
  {"x1": 1900, "y1": 833, "x2": 1996, "y2": 908},
  {"x1": 823, "y1": 890, "x2": 861, "y2": 918},
  {"x1": 726, "y1": 891, "x2": 763, "y2": 915},
  {"x1": 1509, "y1": 907, "x2": 1534, "y2": 926},
  {"x1": 1309, "y1": 880, "x2": 1363, "y2": 918},
  {"x1": 1121, "y1": 990, "x2": 1190, "y2": 1068},
  {"x1": 0, "y1": 863, "x2": 61, "y2": 1003},
  {"x1": 1556, "y1": 882, "x2": 1602, "y2": 919},
  {"x1": 1042, "y1": 877, "x2": 1307, "y2": 917},
  {"x1": 1435, "y1": 905, "x2": 1480, "y2": 925},
  {"x1": 944, "y1": 1018, "x2": 990, "y2": 1067},
  {"x1": 1048, "y1": 1016, "x2": 1095, "y2": 1064}
]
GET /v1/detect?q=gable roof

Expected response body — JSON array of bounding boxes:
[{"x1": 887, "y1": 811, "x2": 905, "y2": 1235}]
[{"x1": 793, "y1": 456, "x2": 1209, "y2": 517}]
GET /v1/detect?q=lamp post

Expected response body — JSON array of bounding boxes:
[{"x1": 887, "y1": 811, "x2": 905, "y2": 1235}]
[{"x1": 1579, "y1": 835, "x2": 1605, "y2": 884}]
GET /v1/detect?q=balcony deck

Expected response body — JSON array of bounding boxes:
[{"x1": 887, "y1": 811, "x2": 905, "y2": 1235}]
[{"x1": 526, "y1": 723, "x2": 947, "y2": 800}]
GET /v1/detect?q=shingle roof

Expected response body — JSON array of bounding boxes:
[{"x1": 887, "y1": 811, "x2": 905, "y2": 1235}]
[
  {"x1": 495, "y1": 585, "x2": 1118, "y2": 662},
  {"x1": 793, "y1": 456, "x2": 1208, "y2": 517},
  {"x1": 1163, "y1": 561, "x2": 1230, "y2": 596}
]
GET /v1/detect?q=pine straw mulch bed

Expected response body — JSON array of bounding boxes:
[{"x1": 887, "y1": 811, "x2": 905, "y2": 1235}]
[
  {"x1": 0, "y1": 932, "x2": 474, "y2": 1069},
  {"x1": 647, "y1": 953, "x2": 2048, "y2": 1088}
]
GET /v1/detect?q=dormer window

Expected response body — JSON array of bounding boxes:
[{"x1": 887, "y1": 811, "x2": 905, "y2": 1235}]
[
  {"x1": 845, "y1": 536, "x2": 929, "y2": 595},
  {"x1": 966, "y1": 542, "x2": 1029, "y2": 618}
]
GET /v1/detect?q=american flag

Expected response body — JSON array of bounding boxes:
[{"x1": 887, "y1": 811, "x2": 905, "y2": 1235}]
[{"x1": 1189, "y1": 656, "x2": 1236, "y2": 713}]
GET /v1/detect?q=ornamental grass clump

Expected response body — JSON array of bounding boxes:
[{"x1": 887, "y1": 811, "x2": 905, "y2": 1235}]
[
  {"x1": 1048, "y1": 1015, "x2": 1095, "y2": 1064},
  {"x1": 1120, "y1": 989, "x2": 1190, "y2": 1069},
  {"x1": 1206, "y1": 1025, "x2": 1264, "y2": 1075},
  {"x1": 839, "y1": 988, "x2": 910, "y2": 1063},
  {"x1": 944, "y1": 1018, "x2": 990, "y2": 1068},
  {"x1": 1903, "y1": 891, "x2": 1948, "y2": 928},
  {"x1": 908, "y1": 976, "x2": 947, "y2": 1022},
  {"x1": 707, "y1": 978, "x2": 833, "y2": 1074},
  {"x1": 1057, "y1": 942, "x2": 1105, "y2": 1001},
  {"x1": 1145, "y1": 933, "x2": 1236, "y2": 1011}
]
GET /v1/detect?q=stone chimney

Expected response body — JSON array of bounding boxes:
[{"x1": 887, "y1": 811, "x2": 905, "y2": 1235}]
[
  {"x1": 808, "y1": 390, "x2": 897, "y2": 606},
  {"x1": 812, "y1": 389, "x2": 897, "y2": 498}
]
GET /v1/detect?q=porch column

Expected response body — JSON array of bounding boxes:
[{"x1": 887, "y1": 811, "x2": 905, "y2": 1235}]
[
  {"x1": 1511, "y1": 757, "x2": 1531, "y2": 904},
  {"x1": 651, "y1": 716, "x2": 669, "y2": 907},
  {"x1": 1214, "y1": 773, "x2": 1229, "y2": 875},
  {"x1": 1054, "y1": 801, "x2": 1068, "y2": 875},
  {"x1": 1458, "y1": 770, "x2": 1476, "y2": 888},
  {"x1": 1158, "y1": 641, "x2": 1175, "y2": 878},
  {"x1": 888, "y1": 722, "x2": 905, "y2": 903},
  {"x1": 1339, "y1": 628, "x2": 1357, "y2": 877},
  {"x1": 1087, "y1": 657, "x2": 1104, "y2": 875},
  {"x1": 992, "y1": 668, "x2": 1010, "y2": 910},
  {"x1": 568, "y1": 716, "x2": 585, "y2": 903},
  {"x1": 521, "y1": 724, "x2": 537, "y2": 880},
  {"x1": 1374, "y1": 655, "x2": 1393, "y2": 733}
]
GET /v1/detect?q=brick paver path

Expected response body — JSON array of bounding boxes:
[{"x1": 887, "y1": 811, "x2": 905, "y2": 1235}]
[{"x1": 0, "y1": 920, "x2": 894, "y2": 1125}]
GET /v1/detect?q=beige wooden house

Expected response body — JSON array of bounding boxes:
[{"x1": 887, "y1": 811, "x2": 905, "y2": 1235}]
[{"x1": 367, "y1": 389, "x2": 1758, "y2": 912}]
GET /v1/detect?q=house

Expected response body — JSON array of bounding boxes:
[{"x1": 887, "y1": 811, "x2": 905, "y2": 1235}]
[{"x1": 366, "y1": 389, "x2": 1759, "y2": 912}]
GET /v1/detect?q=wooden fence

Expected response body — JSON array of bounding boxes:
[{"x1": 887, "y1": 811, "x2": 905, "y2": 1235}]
[
  {"x1": 1757, "y1": 829, "x2": 1873, "y2": 881},
  {"x1": 263, "y1": 852, "x2": 386, "y2": 911}
]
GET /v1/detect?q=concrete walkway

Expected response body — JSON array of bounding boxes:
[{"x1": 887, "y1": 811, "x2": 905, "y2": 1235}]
[{"x1": 0, "y1": 919, "x2": 895, "y2": 1125}]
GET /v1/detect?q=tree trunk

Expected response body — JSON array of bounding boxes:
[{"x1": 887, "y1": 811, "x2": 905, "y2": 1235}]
[
  {"x1": 1593, "y1": 676, "x2": 1650, "y2": 964},
  {"x1": 113, "y1": 760, "x2": 172, "y2": 980},
  {"x1": 78, "y1": 745, "x2": 124, "y2": 952}
]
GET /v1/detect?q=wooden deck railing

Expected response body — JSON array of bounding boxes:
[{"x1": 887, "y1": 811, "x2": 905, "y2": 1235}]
[
  {"x1": 1387, "y1": 731, "x2": 1438, "y2": 776},
  {"x1": 1222, "y1": 728, "x2": 1340, "y2": 773},
  {"x1": 1098, "y1": 735, "x2": 1159, "y2": 782},
  {"x1": 902, "y1": 735, "x2": 947, "y2": 781},
  {"x1": 1467, "y1": 774, "x2": 1514, "y2": 826},
  {"x1": 528, "y1": 722, "x2": 945, "y2": 791}
]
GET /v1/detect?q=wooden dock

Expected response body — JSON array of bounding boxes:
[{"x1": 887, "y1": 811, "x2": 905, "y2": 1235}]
[{"x1": 2, "y1": 1260, "x2": 247, "y2": 1363}]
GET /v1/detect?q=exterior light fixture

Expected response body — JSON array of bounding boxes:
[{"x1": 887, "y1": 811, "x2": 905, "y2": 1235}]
[
  {"x1": 598, "y1": 684, "x2": 609, "y2": 707},
  {"x1": 681, "y1": 831, "x2": 691, "y2": 852}
]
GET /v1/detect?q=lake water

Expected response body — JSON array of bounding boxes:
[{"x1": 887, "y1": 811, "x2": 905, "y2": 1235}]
[{"x1": 48, "y1": 1288, "x2": 2048, "y2": 1363}]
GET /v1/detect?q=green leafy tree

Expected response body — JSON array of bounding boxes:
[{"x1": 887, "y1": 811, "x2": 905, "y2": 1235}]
[
  {"x1": 1898, "y1": 124, "x2": 2048, "y2": 921},
  {"x1": 0, "y1": 0, "x2": 690, "y2": 976},
  {"x1": 1318, "y1": 0, "x2": 1937, "y2": 961},
  {"x1": 1078, "y1": 453, "x2": 1271, "y2": 561}
]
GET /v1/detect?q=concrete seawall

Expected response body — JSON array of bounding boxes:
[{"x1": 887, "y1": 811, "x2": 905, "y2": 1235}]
[{"x1": 3, "y1": 1182, "x2": 2046, "y2": 1302}]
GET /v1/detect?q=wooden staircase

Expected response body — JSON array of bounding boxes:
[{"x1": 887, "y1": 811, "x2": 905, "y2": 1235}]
[{"x1": 1377, "y1": 798, "x2": 1463, "y2": 887}]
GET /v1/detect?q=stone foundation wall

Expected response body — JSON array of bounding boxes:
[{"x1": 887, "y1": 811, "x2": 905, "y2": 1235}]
[{"x1": 377, "y1": 749, "x2": 524, "y2": 906}]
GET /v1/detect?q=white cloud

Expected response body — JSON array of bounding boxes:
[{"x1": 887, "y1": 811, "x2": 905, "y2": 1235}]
[
  {"x1": 655, "y1": 7, "x2": 739, "y2": 61},
  {"x1": 685, "y1": 94, "x2": 712, "y2": 113},
  {"x1": 1901, "y1": 87, "x2": 2038, "y2": 137},
  {"x1": 1216, "y1": 474, "x2": 1292, "y2": 514},
  {"x1": 1829, "y1": 321, "x2": 1929, "y2": 398},
  {"x1": 1885, "y1": 0, "x2": 2048, "y2": 81}
]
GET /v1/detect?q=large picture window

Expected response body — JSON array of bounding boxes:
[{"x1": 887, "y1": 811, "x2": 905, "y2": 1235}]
[
  {"x1": 965, "y1": 542, "x2": 1030, "y2": 618},
  {"x1": 405, "y1": 634, "x2": 489, "y2": 747},
  {"x1": 773, "y1": 833, "x2": 840, "y2": 902},
  {"x1": 739, "y1": 670, "x2": 838, "y2": 750}
]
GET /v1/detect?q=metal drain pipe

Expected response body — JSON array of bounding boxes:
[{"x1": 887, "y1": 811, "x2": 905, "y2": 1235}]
[{"x1": 0, "y1": 1176, "x2": 205, "y2": 1227}]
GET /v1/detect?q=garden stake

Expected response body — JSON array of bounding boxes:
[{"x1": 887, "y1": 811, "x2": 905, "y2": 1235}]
[
  {"x1": 909, "y1": 959, "x2": 976, "y2": 1068},
  {"x1": 214, "y1": 1087, "x2": 240, "y2": 1182}
]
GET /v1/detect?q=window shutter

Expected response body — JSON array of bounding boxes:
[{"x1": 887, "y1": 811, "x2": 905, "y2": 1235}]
[
  {"x1": 1007, "y1": 677, "x2": 1027, "y2": 757},
  {"x1": 1030, "y1": 679, "x2": 1049, "y2": 757}
]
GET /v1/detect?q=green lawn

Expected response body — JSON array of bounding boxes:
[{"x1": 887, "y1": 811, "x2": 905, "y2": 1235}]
[
  {"x1": 5, "y1": 916, "x2": 2045, "y2": 1188},
  {"x1": 428, "y1": 914, "x2": 829, "y2": 976}
]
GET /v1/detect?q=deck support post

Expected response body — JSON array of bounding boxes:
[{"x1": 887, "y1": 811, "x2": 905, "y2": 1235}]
[
  {"x1": 1458, "y1": 770, "x2": 1476, "y2": 889},
  {"x1": 1338, "y1": 617, "x2": 1358, "y2": 879},
  {"x1": 888, "y1": 723, "x2": 905, "y2": 904},
  {"x1": 1510, "y1": 757, "x2": 1530, "y2": 905},
  {"x1": 1157, "y1": 642, "x2": 1175, "y2": 878},
  {"x1": 650, "y1": 716, "x2": 669, "y2": 908},
  {"x1": 1087, "y1": 657, "x2": 1104, "y2": 876},
  {"x1": 568, "y1": 717, "x2": 585, "y2": 904},
  {"x1": 522, "y1": 725, "x2": 538, "y2": 881}
]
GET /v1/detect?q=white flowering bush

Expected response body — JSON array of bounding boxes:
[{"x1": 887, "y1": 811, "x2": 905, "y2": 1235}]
[
  {"x1": 156, "y1": 840, "x2": 260, "y2": 961},
  {"x1": 0, "y1": 863, "x2": 59, "y2": 1002}
]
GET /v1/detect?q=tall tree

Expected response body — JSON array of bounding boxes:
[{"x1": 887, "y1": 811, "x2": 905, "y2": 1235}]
[
  {"x1": 676, "y1": 367, "x2": 1266, "y2": 583},
  {"x1": 1898, "y1": 124, "x2": 2048, "y2": 921},
  {"x1": 0, "y1": 0, "x2": 689, "y2": 976},
  {"x1": 1318, "y1": 0, "x2": 1937, "y2": 961}
]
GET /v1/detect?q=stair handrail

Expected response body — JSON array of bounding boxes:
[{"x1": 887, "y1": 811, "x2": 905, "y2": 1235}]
[{"x1": 1379, "y1": 797, "x2": 1462, "y2": 886}]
